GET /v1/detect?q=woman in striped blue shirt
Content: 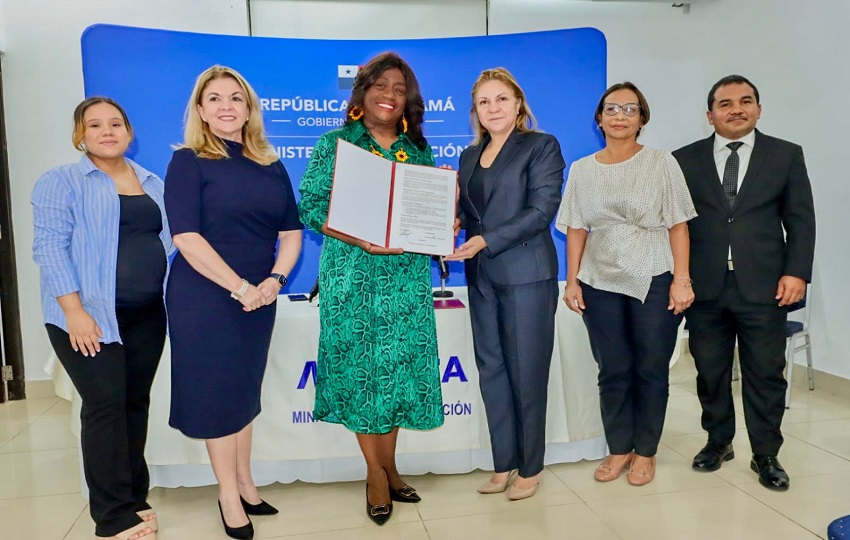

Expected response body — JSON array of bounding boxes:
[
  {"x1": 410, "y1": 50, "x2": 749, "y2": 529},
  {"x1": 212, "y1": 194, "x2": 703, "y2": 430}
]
[{"x1": 32, "y1": 97, "x2": 171, "y2": 540}]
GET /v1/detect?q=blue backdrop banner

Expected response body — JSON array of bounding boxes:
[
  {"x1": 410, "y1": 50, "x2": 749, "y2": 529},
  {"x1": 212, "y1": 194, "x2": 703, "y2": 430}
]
[{"x1": 81, "y1": 25, "x2": 607, "y2": 293}]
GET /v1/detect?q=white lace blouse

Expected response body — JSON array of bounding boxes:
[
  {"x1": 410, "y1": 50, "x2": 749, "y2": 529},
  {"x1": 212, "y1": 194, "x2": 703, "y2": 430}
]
[{"x1": 556, "y1": 147, "x2": 696, "y2": 302}]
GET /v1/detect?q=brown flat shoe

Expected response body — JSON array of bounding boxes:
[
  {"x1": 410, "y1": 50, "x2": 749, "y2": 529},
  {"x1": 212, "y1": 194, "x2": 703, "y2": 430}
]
[
  {"x1": 594, "y1": 452, "x2": 634, "y2": 482},
  {"x1": 627, "y1": 455, "x2": 657, "y2": 486}
]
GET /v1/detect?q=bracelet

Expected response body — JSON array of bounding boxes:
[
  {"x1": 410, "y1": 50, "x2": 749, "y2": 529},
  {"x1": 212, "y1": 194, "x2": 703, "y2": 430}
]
[
  {"x1": 230, "y1": 279, "x2": 250, "y2": 300},
  {"x1": 675, "y1": 276, "x2": 693, "y2": 288}
]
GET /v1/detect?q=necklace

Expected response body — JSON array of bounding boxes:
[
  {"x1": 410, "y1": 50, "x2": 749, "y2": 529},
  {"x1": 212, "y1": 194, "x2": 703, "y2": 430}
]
[{"x1": 370, "y1": 144, "x2": 409, "y2": 163}]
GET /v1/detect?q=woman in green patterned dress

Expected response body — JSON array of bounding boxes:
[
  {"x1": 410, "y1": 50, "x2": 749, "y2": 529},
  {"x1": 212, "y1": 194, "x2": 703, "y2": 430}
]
[{"x1": 298, "y1": 52, "x2": 444, "y2": 526}]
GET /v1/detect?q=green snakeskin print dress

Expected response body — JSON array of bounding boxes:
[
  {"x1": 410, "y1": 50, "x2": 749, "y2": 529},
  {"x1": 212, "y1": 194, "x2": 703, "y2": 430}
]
[{"x1": 298, "y1": 121, "x2": 444, "y2": 434}]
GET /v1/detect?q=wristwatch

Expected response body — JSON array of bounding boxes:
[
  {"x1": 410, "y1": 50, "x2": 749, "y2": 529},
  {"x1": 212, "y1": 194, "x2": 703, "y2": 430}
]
[{"x1": 270, "y1": 273, "x2": 288, "y2": 288}]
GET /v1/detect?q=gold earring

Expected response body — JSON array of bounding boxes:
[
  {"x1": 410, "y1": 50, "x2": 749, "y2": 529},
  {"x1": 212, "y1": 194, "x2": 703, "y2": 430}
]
[
  {"x1": 349, "y1": 106, "x2": 364, "y2": 121},
  {"x1": 401, "y1": 114, "x2": 408, "y2": 133}
]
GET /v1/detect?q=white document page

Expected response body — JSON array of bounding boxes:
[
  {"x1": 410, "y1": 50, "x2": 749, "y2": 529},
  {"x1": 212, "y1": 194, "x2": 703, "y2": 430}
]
[
  {"x1": 388, "y1": 163, "x2": 457, "y2": 256},
  {"x1": 327, "y1": 139, "x2": 393, "y2": 247}
]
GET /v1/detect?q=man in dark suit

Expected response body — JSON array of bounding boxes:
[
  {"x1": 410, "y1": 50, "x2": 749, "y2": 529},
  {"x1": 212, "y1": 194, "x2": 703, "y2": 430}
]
[{"x1": 673, "y1": 75, "x2": 815, "y2": 491}]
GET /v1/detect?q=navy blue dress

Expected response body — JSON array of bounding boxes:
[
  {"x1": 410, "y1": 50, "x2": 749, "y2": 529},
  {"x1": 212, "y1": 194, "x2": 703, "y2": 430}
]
[{"x1": 164, "y1": 140, "x2": 302, "y2": 439}]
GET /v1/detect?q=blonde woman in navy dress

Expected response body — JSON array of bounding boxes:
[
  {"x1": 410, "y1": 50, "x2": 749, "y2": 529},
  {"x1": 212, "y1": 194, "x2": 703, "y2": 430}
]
[{"x1": 165, "y1": 66, "x2": 303, "y2": 540}]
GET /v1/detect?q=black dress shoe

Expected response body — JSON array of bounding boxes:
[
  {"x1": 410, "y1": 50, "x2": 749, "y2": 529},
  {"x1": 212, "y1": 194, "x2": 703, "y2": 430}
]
[
  {"x1": 366, "y1": 484, "x2": 393, "y2": 526},
  {"x1": 692, "y1": 442, "x2": 735, "y2": 471},
  {"x1": 240, "y1": 496, "x2": 279, "y2": 515},
  {"x1": 389, "y1": 485, "x2": 421, "y2": 503},
  {"x1": 218, "y1": 501, "x2": 254, "y2": 540},
  {"x1": 750, "y1": 454, "x2": 790, "y2": 491}
]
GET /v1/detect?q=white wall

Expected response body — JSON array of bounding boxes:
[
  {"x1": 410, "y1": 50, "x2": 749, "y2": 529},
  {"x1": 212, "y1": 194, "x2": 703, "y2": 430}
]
[
  {"x1": 0, "y1": 1, "x2": 7, "y2": 54},
  {"x1": 250, "y1": 0, "x2": 486, "y2": 38},
  {"x1": 4, "y1": 0, "x2": 850, "y2": 381},
  {"x1": 489, "y1": 0, "x2": 850, "y2": 379},
  {"x1": 1, "y1": 0, "x2": 248, "y2": 382}
]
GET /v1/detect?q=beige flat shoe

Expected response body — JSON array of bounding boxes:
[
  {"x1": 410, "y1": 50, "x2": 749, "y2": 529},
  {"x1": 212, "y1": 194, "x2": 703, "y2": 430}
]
[
  {"x1": 95, "y1": 520, "x2": 157, "y2": 540},
  {"x1": 594, "y1": 452, "x2": 635, "y2": 482},
  {"x1": 137, "y1": 509, "x2": 158, "y2": 532},
  {"x1": 508, "y1": 477, "x2": 539, "y2": 501},
  {"x1": 627, "y1": 455, "x2": 657, "y2": 486},
  {"x1": 477, "y1": 469, "x2": 518, "y2": 494}
]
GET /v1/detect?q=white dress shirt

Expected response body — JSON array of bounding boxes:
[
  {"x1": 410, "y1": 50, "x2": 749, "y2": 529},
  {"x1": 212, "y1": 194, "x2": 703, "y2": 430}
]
[
  {"x1": 713, "y1": 129, "x2": 756, "y2": 192},
  {"x1": 713, "y1": 129, "x2": 756, "y2": 262}
]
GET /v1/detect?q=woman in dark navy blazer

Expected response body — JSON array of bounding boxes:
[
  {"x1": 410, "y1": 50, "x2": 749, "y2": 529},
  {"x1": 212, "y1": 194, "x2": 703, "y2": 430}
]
[{"x1": 445, "y1": 67, "x2": 565, "y2": 500}]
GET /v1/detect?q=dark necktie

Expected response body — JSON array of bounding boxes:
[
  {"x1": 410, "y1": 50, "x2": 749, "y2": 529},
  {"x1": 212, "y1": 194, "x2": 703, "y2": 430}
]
[{"x1": 722, "y1": 141, "x2": 744, "y2": 208}]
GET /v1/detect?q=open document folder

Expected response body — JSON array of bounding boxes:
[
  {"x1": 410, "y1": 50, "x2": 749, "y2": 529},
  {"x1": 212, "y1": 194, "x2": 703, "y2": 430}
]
[{"x1": 327, "y1": 139, "x2": 458, "y2": 256}]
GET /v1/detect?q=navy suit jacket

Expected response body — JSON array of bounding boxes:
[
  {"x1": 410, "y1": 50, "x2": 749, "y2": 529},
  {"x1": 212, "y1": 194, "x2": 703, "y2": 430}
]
[
  {"x1": 457, "y1": 130, "x2": 565, "y2": 286},
  {"x1": 673, "y1": 130, "x2": 816, "y2": 304}
]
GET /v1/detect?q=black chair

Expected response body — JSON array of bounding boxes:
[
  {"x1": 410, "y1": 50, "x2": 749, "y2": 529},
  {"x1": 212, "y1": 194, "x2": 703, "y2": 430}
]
[{"x1": 783, "y1": 286, "x2": 813, "y2": 408}]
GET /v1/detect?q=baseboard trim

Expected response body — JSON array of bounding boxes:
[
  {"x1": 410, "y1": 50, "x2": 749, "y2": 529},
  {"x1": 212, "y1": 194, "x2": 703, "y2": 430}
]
[
  {"x1": 791, "y1": 363, "x2": 850, "y2": 398},
  {"x1": 18, "y1": 379, "x2": 56, "y2": 399},
  {"x1": 678, "y1": 339, "x2": 850, "y2": 399}
]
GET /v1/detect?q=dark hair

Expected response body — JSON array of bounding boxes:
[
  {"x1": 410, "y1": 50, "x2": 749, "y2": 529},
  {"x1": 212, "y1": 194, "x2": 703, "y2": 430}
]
[
  {"x1": 594, "y1": 81, "x2": 650, "y2": 139},
  {"x1": 345, "y1": 52, "x2": 428, "y2": 150},
  {"x1": 707, "y1": 75, "x2": 760, "y2": 111},
  {"x1": 72, "y1": 96, "x2": 133, "y2": 151}
]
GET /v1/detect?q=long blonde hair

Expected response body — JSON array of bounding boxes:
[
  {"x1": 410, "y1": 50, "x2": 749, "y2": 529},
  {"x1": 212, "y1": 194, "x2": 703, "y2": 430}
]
[
  {"x1": 180, "y1": 65, "x2": 278, "y2": 165},
  {"x1": 469, "y1": 67, "x2": 538, "y2": 145}
]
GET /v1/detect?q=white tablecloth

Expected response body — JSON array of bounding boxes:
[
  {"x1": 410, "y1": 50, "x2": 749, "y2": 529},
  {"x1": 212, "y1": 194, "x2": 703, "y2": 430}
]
[{"x1": 49, "y1": 286, "x2": 609, "y2": 488}]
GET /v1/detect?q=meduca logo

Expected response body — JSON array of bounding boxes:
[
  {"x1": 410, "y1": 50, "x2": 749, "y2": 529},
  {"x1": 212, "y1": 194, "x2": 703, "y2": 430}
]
[{"x1": 296, "y1": 356, "x2": 468, "y2": 389}]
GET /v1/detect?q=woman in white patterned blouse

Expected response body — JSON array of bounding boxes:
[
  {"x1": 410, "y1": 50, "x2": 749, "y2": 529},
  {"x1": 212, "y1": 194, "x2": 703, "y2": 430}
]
[{"x1": 556, "y1": 82, "x2": 696, "y2": 486}]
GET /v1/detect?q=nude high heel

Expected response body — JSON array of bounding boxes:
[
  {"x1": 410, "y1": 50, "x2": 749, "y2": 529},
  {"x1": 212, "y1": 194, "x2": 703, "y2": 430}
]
[{"x1": 477, "y1": 469, "x2": 518, "y2": 494}]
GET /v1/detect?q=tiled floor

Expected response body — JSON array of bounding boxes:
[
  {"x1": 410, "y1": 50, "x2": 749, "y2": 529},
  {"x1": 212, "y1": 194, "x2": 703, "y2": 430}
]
[{"x1": 1, "y1": 355, "x2": 848, "y2": 539}]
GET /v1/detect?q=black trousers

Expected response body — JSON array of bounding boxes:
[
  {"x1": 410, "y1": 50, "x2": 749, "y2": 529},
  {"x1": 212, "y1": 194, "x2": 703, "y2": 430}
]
[
  {"x1": 46, "y1": 301, "x2": 166, "y2": 537},
  {"x1": 686, "y1": 271, "x2": 787, "y2": 455},
  {"x1": 581, "y1": 273, "x2": 682, "y2": 457},
  {"x1": 468, "y1": 276, "x2": 558, "y2": 478}
]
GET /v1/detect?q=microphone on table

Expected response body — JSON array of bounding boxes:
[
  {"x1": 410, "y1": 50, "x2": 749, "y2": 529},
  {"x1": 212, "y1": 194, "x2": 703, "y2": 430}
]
[{"x1": 432, "y1": 256, "x2": 454, "y2": 298}]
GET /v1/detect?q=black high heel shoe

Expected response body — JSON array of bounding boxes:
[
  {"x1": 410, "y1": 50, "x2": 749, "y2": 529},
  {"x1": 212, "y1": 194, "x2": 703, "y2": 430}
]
[
  {"x1": 218, "y1": 501, "x2": 254, "y2": 540},
  {"x1": 365, "y1": 484, "x2": 393, "y2": 526},
  {"x1": 240, "y1": 496, "x2": 279, "y2": 515},
  {"x1": 389, "y1": 485, "x2": 421, "y2": 503}
]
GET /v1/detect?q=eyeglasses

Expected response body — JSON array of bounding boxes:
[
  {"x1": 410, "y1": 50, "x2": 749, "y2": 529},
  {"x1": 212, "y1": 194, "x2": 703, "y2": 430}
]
[{"x1": 602, "y1": 103, "x2": 641, "y2": 117}]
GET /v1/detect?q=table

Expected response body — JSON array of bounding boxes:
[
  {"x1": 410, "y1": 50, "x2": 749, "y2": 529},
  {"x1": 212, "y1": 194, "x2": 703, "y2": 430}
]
[{"x1": 49, "y1": 286, "x2": 609, "y2": 488}]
